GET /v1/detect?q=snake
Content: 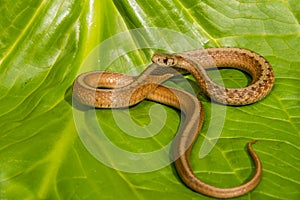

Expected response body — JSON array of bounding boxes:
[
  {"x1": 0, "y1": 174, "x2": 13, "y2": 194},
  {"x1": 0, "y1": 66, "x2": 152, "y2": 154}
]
[{"x1": 73, "y1": 47, "x2": 274, "y2": 198}]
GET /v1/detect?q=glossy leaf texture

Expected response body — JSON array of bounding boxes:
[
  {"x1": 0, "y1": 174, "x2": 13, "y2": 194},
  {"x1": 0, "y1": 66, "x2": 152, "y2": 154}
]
[{"x1": 0, "y1": 0, "x2": 299, "y2": 199}]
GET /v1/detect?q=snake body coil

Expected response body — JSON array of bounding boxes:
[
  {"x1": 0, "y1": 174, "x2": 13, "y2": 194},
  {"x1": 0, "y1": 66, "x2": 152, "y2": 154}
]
[{"x1": 152, "y1": 48, "x2": 274, "y2": 105}]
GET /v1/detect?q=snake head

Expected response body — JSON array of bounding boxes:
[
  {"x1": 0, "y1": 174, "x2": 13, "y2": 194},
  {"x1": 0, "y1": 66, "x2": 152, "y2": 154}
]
[{"x1": 151, "y1": 53, "x2": 178, "y2": 66}]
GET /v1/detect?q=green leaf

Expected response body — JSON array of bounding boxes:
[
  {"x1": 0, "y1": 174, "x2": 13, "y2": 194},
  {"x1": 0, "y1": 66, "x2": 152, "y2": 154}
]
[{"x1": 0, "y1": 0, "x2": 299, "y2": 200}]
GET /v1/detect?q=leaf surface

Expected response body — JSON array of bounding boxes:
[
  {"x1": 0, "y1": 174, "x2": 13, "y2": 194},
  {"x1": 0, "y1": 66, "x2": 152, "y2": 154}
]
[{"x1": 0, "y1": 0, "x2": 299, "y2": 199}]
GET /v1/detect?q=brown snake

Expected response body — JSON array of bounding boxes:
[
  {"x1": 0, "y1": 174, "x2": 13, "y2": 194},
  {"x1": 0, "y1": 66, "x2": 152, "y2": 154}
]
[{"x1": 73, "y1": 47, "x2": 274, "y2": 198}]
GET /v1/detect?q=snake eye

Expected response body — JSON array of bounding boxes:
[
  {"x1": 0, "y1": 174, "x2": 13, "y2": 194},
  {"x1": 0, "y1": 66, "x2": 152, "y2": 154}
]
[{"x1": 163, "y1": 58, "x2": 168, "y2": 64}]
